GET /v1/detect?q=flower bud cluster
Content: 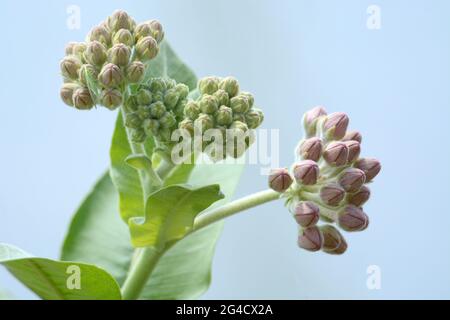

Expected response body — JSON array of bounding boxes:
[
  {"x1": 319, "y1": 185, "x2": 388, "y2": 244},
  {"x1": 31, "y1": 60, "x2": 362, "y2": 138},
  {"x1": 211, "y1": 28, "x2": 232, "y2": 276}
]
[
  {"x1": 123, "y1": 78, "x2": 189, "y2": 143},
  {"x1": 59, "y1": 10, "x2": 164, "y2": 110},
  {"x1": 268, "y1": 106, "x2": 381, "y2": 254}
]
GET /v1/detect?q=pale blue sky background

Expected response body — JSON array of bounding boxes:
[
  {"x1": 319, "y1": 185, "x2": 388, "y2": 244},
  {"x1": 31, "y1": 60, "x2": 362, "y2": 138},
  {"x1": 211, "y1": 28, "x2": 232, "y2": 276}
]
[{"x1": 1, "y1": 0, "x2": 449, "y2": 299}]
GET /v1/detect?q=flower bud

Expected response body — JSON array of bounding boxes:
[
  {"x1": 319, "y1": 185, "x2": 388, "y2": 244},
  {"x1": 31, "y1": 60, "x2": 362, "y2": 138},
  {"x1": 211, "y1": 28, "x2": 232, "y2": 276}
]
[
  {"x1": 100, "y1": 89, "x2": 122, "y2": 110},
  {"x1": 159, "y1": 112, "x2": 177, "y2": 128},
  {"x1": 354, "y1": 158, "x2": 381, "y2": 181},
  {"x1": 78, "y1": 64, "x2": 98, "y2": 86},
  {"x1": 137, "y1": 105, "x2": 151, "y2": 119},
  {"x1": 230, "y1": 95, "x2": 250, "y2": 113},
  {"x1": 136, "y1": 36, "x2": 159, "y2": 61},
  {"x1": 164, "y1": 89, "x2": 180, "y2": 109},
  {"x1": 113, "y1": 29, "x2": 134, "y2": 46},
  {"x1": 149, "y1": 101, "x2": 166, "y2": 119},
  {"x1": 184, "y1": 101, "x2": 201, "y2": 120},
  {"x1": 60, "y1": 56, "x2": 82, "y2": 80},
  {"x1": 213, "y1": 89, "x2": 229, "y2": 106},
  {"x1": 175, "y1": 84, "x2": 189, "y2": 99},
  {"x1": 360, "y1": 213, "x2": 369, "y2": 231},
  {"x1": 229, "y1": 120, "x2": 249, "y2": 132},
  {"x1": 241, "y1": 92, "x2": 254, "y2": 108},
  {"x1": 84, "y1": 41, "x2": 107, "y2": 66},
  {"x1": 320, "y1": 225, "x2": 343, "y2": 252},
  {"x1": 232, "y1": 113, "x2": 246, "y2": 123},
  {"x1": 72, "y1": 43, "x2": 87, "y2": 59},
  {"x1": 323, "y1": 141, "x2": 348, "y2": 166},
  {"x1": 136, "y1": 89, "x2": 152, "y2": 105},
  {"x1": 293, "y1": 160, "x2": 319, "y2": 185},
  {"x1": 72, "y1": 87, "x2": 94, "y2": 110},
  {"x1": 344, "y1": 140, "x2": 361, "y2": 163},
  {"x1": 320, "y1": 183, "x2": 345, "y2": 206},
  {"x1": 343, "y1": 130, "x2": 362, "y2": 143},
  {"x1": 199, "y1": 77, "x2": 219, "y2": 95},
  {"x1": 126, "y1": 61, "x2": 145, "y2": 83},
  {"x1": 298, "y1": 137, "x2": 322, "y2": 161},
  {"x1": 143, "y1": 118, "x2": 160, "y2": 135},
  {"x1": 219, "y1": 77, "x2": 239, "y2": 98},
  {"x1": 131, "y1": 129, "x2": 146, "y2": 143},
  {"x1": 268, "y1": 168, "x2": 293, "y2": 193},
  {"x1": 298, "y1": 226, "x2": 323, "y2": 252},
  {"x1": 108, "y1": 43, "x2": 131, "y2": 67},
  {"x1": 245, "y1": 109, "x2": 263, "y2": 129},
  {"x1": 339, "y1": 168, "x2": 366, "y2": 193},
  {"x1": 199, "y1": 95, "x2": 219, "y2": 114},
  {"x1": 293, "y1": 201, "x2": 320, "y2": 227},
  {"x1": 65, "y1": 42, "x2": 77, "y2": 55},
  {"x1": 88, "y1": 25, "x2": 111, "y2": 46},
  {"x1": 125, "y1": 113, "x2": 142, "y2": 129},
  {"x1": 179, "y1": 119, "x2": 195, "y2": 136},
  {"x1": 134, "y1": 22, "x2": 152, "y2": 42},
  {"x1": 216, "y1": 105, "x2": 233, "y2": 126},
  {"x1": 98, "y1": 63, "x2": 124, "y2": 88},
  {"x1": 60, "y1": 83, "x2": 79, "y2": 106},
  {"x1": 194, "y1": 113, "x2": 214, "y2": 132},
  {"x1": 347, "y1": 185, "x2": 370, "y2": 207},
  {"x1": 338, "y1": 205, "x2": 367, "y2": 232},
  {"x1": 303, "y1": 106, "x2": 327, "y2": 136},
  {"x1": 326, "y1": 237, "x2": 348, "y2": 255},
  {"x1": 323, "y1": 112, "x2": 349, "y2": 140},
  {"x1": 108, "y1": 10, "x2": 133, "y2": 32},
  {"x1": 148, "y1": 20, "x2": 164, "y2": 43}
]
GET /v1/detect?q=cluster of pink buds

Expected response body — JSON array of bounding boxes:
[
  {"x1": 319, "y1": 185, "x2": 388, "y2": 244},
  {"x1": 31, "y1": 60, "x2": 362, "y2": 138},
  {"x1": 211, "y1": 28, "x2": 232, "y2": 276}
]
[{"x1": 268, "y1": 106, "x2": 381, "y2": 254}]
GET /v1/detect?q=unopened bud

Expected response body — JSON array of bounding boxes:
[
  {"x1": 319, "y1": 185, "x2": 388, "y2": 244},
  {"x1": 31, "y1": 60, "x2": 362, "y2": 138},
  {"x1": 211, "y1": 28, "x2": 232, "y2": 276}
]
[
  {"x1": 108, "y1": 44, "x2": 131, "y2": 67},
  {"x1": 143, "y1": 118, "x2": 160, "y2": 135},
  {"x1": 108, "y1": 10, "x2": 133, "y2": 32},
  {"x1": 343, "y1": 130, "x2": 362, "y2": 143},
  {"x1": 175, "y1": 84, "x2": 189, "y2": 99},
  {"x1": 241, "y1": 92, "x2": 254, "y2": 108},
  {"x1": 100, "y1": 89, "x2": 122, "y2": 110},
  {"x1": 268, "y1": 168, "x2": 293, "y2": 193},
  {"x1": 98, "y1": 63, "x2": 124, "y2": 88},
  {"x1": 354, "y1": 158, "x2": 381, "y2": 181},
  {"x1": 136, "y1": 36, "x2": 159, "y2": 61},
  {"x1": 163, "y1": 89, "x2": 179, "y2": 109},
  {"x1": 72, "y1": 87, "x2": 94, "y2": 110},
  {"x1": 84, "y1": 41, "x2": 107, "y2": 66},
  {"x1": 88, "y1": 25, "x2": 111, "y2": 46},
  {"x1": 320, "y1": 225, "x2": 343, "y2": 252},
  {"x1": 298, "y1": 137, "x2": 322, "y2": 161},
  {"x1": 323, "y1": 112, "x2": 349, "y2": 140},
  {"x1": 320, "y1": 183, "x2": 345, "y2": 206},
  {"x1": 229, "y1": 120, "x2": 248, "y2": 132},
  {"x1": 136, "y1": 89, "x2": 152, "y2": 105},
  {"x1": 323, "y1": 141, "x2": 348, "y2": 166},
  {"x1": 194, "y1": 113, "x2": 214, "y2": 132},
  {"x1": 339, "y1": 168, "x2": 366, "y2": 193},
  {"x1": 60, "y1": 56, "x2": 82, "y2": 80},
  {"x1": 134, "y1": 22, "x2": 152, "y2": 42},
  {"x1": 72, "y1": 43, "x2": 87, "y2": 59},
  {"x1": 230, "y1": 95, "x2": 249, "y2": 113},
  {"x1": 213, "y1": 89, "x2": 229, "y2": 106},
  {"x1": 60, "y1": 83, "x2": 79, "y2": 106},
  {"x1": 184, "y1": 101, "x2": 201, "y2": 120},
  {"x1": 199, "y1": 95, "x2": 219, "y2": 114},
  {"x1": 303, "y1": 106, "x2": 327, "y2": 136},
  {"x1": 149, "y1": 101, "x2": 166, "y2": 119},
  {"x1": 293, "y1": 160, "x2": 319, "y2": 185},
  {"x1": 65, "y1": 42, "x2": 77, "y2": 55},
  {"x1": 338, "y1": 205, "x2": 367, "y2": 232},
  {"x1": 131, "y1": 129, "x2": 146, "y2": 143},
  {"x1": 245, "y1": 109, "x2": 263, "y2": 129},
  {"x1": 199, "y1": 77, "x2": 219, "y2": 95},
  {"x1": 347, "y1": 185, "x2": 370, "y2": 207},
  {"x1": 293, "y1": 201, "x2": 320, "y2": 227},
  {"x1": 126, "y1": 61, "x2": 145, "y2": 83},
  {"x1": 159, "y1": 112, "x2": 177, "y2": 128},
  {"x1": 125, "y1": 113, "x2": 142, "y2": 129},
  {"x1": 113, "y1": 29, "x2": 134, "y2": 46},
  {"x1": 298, "y1": 226, "x2": 323, "y2": 252},
  {"x1": 344, "y1": 140, "x2": 361, "y2": 163},
  {"x1": 179, "y1": 119, "x2": 194, "y2": 135},
  {"x1": 219, "y1": 77, "x2": 239, "y2": 98},
  {"x1": 78, "y1": 64, "x2": 97, "y2": 86},
  {"x1": 216, "y1": 105, "x2": 233, "y2": 126},
  {"x1": 148, "y1": 20, "x2": 164, "y2": 43}
]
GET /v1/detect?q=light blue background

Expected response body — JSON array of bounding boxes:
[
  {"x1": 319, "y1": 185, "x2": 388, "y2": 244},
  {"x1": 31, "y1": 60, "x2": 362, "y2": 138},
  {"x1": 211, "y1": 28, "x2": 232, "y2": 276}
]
[{"x1": 0, "y1": 0, "x2": 449, "y2": 299}]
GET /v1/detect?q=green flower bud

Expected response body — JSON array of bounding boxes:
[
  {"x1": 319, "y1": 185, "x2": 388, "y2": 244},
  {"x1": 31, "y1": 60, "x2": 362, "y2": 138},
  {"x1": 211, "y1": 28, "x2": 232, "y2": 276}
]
[
  {"x1": 323, "y1": 142, "x2": 349, "y2": 167},
  {"x1": 268, "y1": 168, "x2": 293, "y2": 193},
  {"x1": 148, "y1": 20, "x2": 164, "y2": 43},
  {"x1": 194, "y1": 113, "x2": 214, "y2": 132},
  {"x1": 112, "y1": 28, "x2": 134, "y2": 46},
  {"x1": 293, "y1": 201, "x2": 320, "y2": 227},
  {"x1": 159, "y1": 112, "x2": 176, "y2": 128},
  {"x1": 215, "y1": 105, "x2": 233, "y2": 126},
  {"x1": 344, "y1": 140, "x2": 361, "y2": 163},
  {"x1": 298, "y1": 137, "x2": 323, "y2": 162},
  {"x1": 152, "y1": 91, "x2": 164, "y2": 102},
  {"x1": 78, "y1": 64, "x2": 98, "y2": 86},
  {"x1": 298, "y1": 226, "x2": 323, "y2": 252},
  {"x1": 230, "y1": 95, "x2": 249, "y2": 113},
  {"x1": 320, "y1": 183, "x2": 345, "y2": 206},
  {"x1": 149, "y1": 78, "x2": 166, "y2": 92},
  {"x1": 303, "y1": 106, "x2": 327, "y2": 137},
  {"x1": 213, "y1": 89, "x2": 229, "y2": 106},
  {"x1": 199, "y1": 76, "x2": 219, "y2": 95},
  {"x1": 199, "y1": 95, "x2": 219, "y2": 114},
  {"x1": 108, "y1": 10, "x2": 133, "y2": 32},
  {"x1": 100, "y1": 88, "x2": 122, "y2": 110},
  {"x1": 72, "y1": 42, "x2": 87, "y2": 60},
  {"x1": 98, "y1": 63, "x2": 124, "y2": 88},
  {"x1": 293, "y1": 160, "x2": 319, "y2": 185},
  {"x1": 72, "y1": 87, "x2": 94, "y2": 110},
  {"x1": 88, "y1": 25, "x2": 111, "y2": 46},
  {"x1": 84, "y1": 41, "x2": 107, "y2": 66},
  {"x1": 343, "y1": 130, "x2": 362, "y2": 143},
  {"x1": 175, "y1": 83, "x2": 189, "y2": 99},
  {"x1": 143, "y1": 118, "x2": 160, "y2": 135},
  {"x1": 136, "y1": 89, "x2": 152, "y2": 105},
  {"x1": 354, "y1": 158, "x2": 381, "y2": 182},
  {"x1": 126, "y1": 61, "x2": 145, "y2": 83},
  {"x1": 131, "y1": 129, "x2": 146, "y2": 143},
  {"x1": 125, "y1": 113, "x2": 142, "y2": 129},
  {"x1": 108, "y1": 44, "x2": 131, "y2": 67},
  {"x1": 179, "y1": 118, "x2": 195, "y2": 135},
  {"x1": 60, "y1": 83, "x2": 79, "y2": 106},
  {"x1": 219, "y1": 76, "x2": 239, "y2": 98},
  {"x1": 232, "y1": 113, "x2": 246, "y2": 123},
  {"x1": 124, "y1": 96, "x2": 138, "y2": 112},
  {"x1": 65, "y1": 42, "x2": 77, "y2": 55},
  {"x1": 149, "y1": 101, "x2": 166, "y2": 119},
  {"x1": 136, "y1": 36, "x2": 159, "y2": 61},
  {"x1": 245, "y1": 109, "x2": 263, "y2": 129},
  {"x1": 347, "y1": 185, "x2": 370, "y2": 207},
  {"x1": 323, "y1": 112, "x2": 349, "y2": 140},
  {"x1": 240, "y1": 92, "x2": 254, "y2": 108},
  {"x1": 174, "y1": 99, "x2": 188, "y2": 118},
  {"x1": 338, "y1": 205, "x2": 368, "y2": 232},
  {"x1": 339, "y1": 168, "x2": 366, "y2": 193},
  {"x1": 184, "y1": 101, "x2": 201, "y2": 120},
  {"x1": 137, "y1": 105, "x2": 151, "y2": 119},
  {"x1": 158, "y1": 128, "x2": 172, "y2": 142},
  {"x1": 164, "y1": 88, "x2": 180, "y2": 109},
  {"x1": 134, "y1": 22, "x2": 153, "y2": 42},
  {"x1": 229, "y1": 120, "x2": 248, "y2": 132},
  {"x1": 60, "y1": 56, "x2": 82, "y2": 80},
  {"x1": 320, "y1": 225, "x2": 344, "y2": 253}
]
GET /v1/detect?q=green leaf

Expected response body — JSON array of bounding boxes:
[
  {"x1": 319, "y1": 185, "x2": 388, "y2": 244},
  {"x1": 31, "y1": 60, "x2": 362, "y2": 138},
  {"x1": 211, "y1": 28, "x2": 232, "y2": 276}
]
[
  {"x1": 129, "y1": 184, "x2": 224, "y2": 248},
  {"x1": 0, "y1": 243, "x2": 121, "y2": 300},
  {"x1": 125, "y1": 154, "x2": 152, "y2": 170},
  {"x1": 61, "y1": 162, "x2": 243, "y2": 299}
]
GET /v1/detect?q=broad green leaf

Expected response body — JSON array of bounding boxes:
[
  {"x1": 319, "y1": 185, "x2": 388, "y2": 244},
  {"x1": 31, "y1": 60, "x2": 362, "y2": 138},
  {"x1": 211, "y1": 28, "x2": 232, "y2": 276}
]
[
  {"x1": 129, "y1": 184, "x2": 224, "y2": 247},
  {"x1": 0, "y1": 243, "x2": 121, "y2": 300},
  {"x1": 61, "y1": 162, "x2": 243, "y2": 299}
]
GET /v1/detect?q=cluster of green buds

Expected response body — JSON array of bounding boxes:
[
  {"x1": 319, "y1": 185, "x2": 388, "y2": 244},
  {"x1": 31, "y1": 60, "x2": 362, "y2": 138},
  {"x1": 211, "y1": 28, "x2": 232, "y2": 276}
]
[
  {"x1": 179, "y1": 76, "x2": 264, "y2": 159},
  {"x1": 268, "y1": 106, "x2": 381, "y2": 255},
  {"x1": 123, "y1": 78, "x2": 189, "y2": 143},
  {"x1": 59, "y1": 10, "x2": 164, "y2": 110}
]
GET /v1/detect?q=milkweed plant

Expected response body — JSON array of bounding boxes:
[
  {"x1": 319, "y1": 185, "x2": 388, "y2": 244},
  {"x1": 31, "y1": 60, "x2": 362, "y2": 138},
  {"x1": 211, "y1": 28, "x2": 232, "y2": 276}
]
[{"x1": 0, "y1": 10, "x2": 381, "y2": 300}]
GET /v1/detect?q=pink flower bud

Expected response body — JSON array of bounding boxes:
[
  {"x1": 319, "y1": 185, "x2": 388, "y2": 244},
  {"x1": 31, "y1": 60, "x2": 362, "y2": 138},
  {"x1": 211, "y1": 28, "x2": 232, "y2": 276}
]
[
  {"x1": 325, "y1": 236, "x2": 348, "y2": 255},
  {"x1": 360, "y1": 213, "x2": 369, "y2": 231},
  {"x1": 320, "y1": 225, "x2": 344, "y2": 252},
  {"x1": 320, "y1": 183, "x2": 345, "y2": 206},
  {"x1": 323, "y1": 142, "x2": 348, "y2": 166},
  {"x1": 338, "y1": 205, "x2": 367, "y2": 232},
  {"x1": 293, "y1": 201, "x2": 320, "y2": 227},
  {"x1": 339, "y1": 168, "x2": 366, "y2": 193},
  {"x1": 354, "y1": 158, "x2": 381, "y2": 181},
  {"x1": 268, "y1": 168, "x2": 293, "y2": 193},
  {"x1": 347, "y1": 185, "x2": 370, "y2": 207},
  {"x1": 298, "y1": 137, "x2": 323, "y2": 161},
  {"x1": 293, "y1": 160, "x2": 319, "y2": 185},
  {"x1": 343, "y1": 130, "x2": 362, "y2": 143},
  {"x1": 298, "y1": 226, "x2": 323, "y2": 252},
  {"x1": 303, "y1": 106, "x2": 327, "y2": 136},
  {"x1": 323, "y1": 112, "x2": 349, "y2": 140},
  {"x1": 344, "y1": 140, "x2": 361, "y2": 163}
]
